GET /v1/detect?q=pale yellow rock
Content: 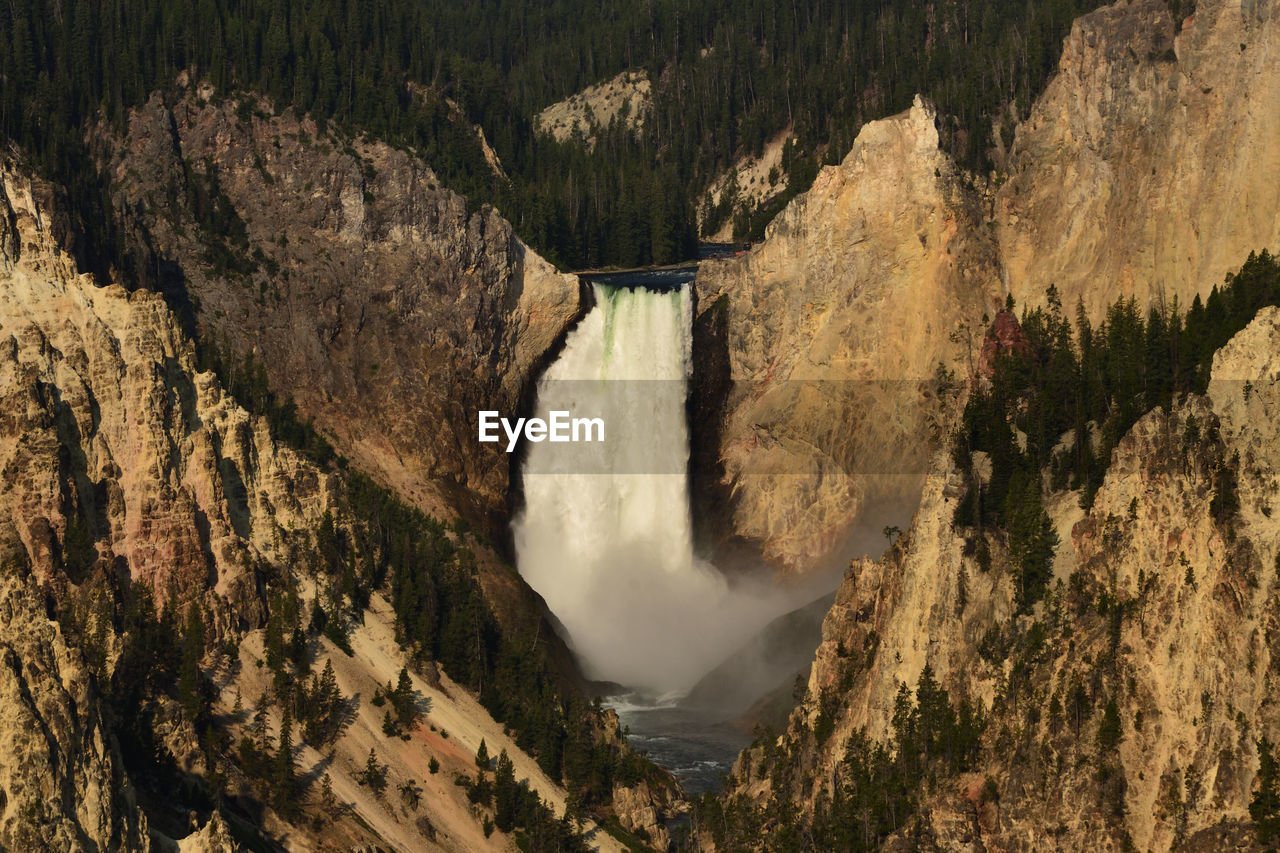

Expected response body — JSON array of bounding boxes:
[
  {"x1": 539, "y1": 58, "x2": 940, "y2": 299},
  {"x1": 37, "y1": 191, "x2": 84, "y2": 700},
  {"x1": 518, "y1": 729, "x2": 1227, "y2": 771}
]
[
  {"x1": 726, "y1": 309, "x2": 1280, "y2": 851},
  {"x1": 176, "y1": 811, "x2": 239, "y2": 853},
  {"x1": 534, "y1": 70, "x2": 651, "y2": 148},
  {"x1": 0, "y1": 566, "x2": 150, "y2": 851},
  {"x1": 696, "y1": 0, "x2": 1280, "y2": 576},
  {"x1": 699, "y1": 130, "x2": 794, "y2": 242},
  {"x1": 695, "y1": 96, "x2": 999, "y2": 573},
  {"x1": 0, "y1": 161, "x2": 334, "y2": 611},
  {"x1": 998, "y1": 0, "x2": 1280, "y2": 317}
]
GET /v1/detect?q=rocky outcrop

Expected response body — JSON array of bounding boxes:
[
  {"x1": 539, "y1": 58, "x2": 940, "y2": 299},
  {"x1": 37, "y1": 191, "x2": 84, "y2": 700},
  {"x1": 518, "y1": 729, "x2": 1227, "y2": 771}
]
[
  {"x1": 997, "y1": 0, "x2": 1280, "y2": 316},
  {"x1": 0, "y1": 159, "x2": 335, "y2": 615},
  {"x1": 723, "y1": 309, "x2": 1280, "y2": 851},
  {"x1": 693, "y1": 96, "x2": 999, "y2": 573},
  {"x1": 0, "y1": 154, "x2": 345, "y2": 844},
  {"x1": 0, "y1": 557, "x2": 150, "y2": 852},
  {"x1": 612, "y1": 780, "x2": 672, "y2": 850},
  {"x1": 104, "y1": 90, "x2": 582, "y2": 528},
  {"x1": 534, "y1": 70, "x2": 651, "y2": 148},
  {"x1": 695, "y1": 0, "x2": 1280, "y2": 574},
  {"x1": 174, "y1": 811, "x2": 238, "y2": 852},
  {"x1": 698, "y1": 130, "x2": 794, "y2": 242},
  {"x1": 976, "y1": 308, "x2": 1031, "y2": 377}
]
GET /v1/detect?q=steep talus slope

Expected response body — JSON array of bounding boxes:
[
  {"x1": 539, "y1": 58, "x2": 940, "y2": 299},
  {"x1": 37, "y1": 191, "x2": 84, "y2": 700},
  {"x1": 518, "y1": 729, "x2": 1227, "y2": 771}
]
[
  {"x1": 998, "y1": 0, "x2": 1280, "y2": 315},
  {"x1": 693, "y1": 97, "x2": 999, "y2": 573},
  {"x1": 720, "y1": 309, "x2": 1280, "y2": 850},
  {"x1": 211, "y1": 594, "x2": 634, "y2": 853},
  {"x1": 0, "y1": 560, "x2": 151, "y2": 852},
  {"x1": 105, "y1": 90, "x2": 582, "y2": 526},
  {"x1": 0, "y1": 160, "x2": 650, "y2": 852}
]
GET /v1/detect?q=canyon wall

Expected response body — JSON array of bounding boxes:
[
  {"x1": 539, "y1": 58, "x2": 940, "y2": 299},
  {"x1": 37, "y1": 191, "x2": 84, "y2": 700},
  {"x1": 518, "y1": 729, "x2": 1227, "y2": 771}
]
[
  {"x1": 693, "y1": 97, "x2": 1000, "y2": 573},
  {"x1": 998, "y1": 0, "x2": 1280, "y2": 316},
  {"x1": 0, "y1": 160, "x2": 333, "y2": 618},
  {"x1": 0, "y1": 156, "x2": 299, "y2": 849},
  {"x1": 0, "y1": 156, "x2": 640, "y2": 853},
  {"x1": 696, "y1": 0, "x2": 1280, "y2": 574},
  {"x1": 721, "y1": 307, "x2": 1280, "y2": 850},
  {"x1": 0, "y1": 563, "x2": 151, "y2": 852},
  {"x1": 104, "y1": 91, "x2": 582, "y2": 527}
]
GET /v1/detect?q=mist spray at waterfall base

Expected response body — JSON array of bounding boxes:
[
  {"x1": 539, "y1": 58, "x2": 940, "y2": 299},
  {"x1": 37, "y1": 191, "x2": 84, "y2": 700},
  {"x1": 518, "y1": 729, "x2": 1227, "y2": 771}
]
[{"x1": 515, "y1": 282, "x2": 821, "y2": 698}]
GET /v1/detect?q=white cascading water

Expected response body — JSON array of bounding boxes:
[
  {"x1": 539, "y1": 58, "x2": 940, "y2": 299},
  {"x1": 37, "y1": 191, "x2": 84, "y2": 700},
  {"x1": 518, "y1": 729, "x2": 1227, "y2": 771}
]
[{"x1": 515, "y1": 283, "x2": 788, "y2": 694}]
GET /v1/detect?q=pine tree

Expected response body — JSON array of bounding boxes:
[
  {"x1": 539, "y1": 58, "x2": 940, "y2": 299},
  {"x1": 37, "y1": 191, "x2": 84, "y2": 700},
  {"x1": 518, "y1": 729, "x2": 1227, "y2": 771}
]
[
  {"x1": 1097, "y1": 698, "x2": 1122, "y2": 753},
  {"x1": 320, "y1": 658, "x2": 340, "y2": 706},
  {"x1": 494, "y1": 749, "x2": 517, "y2": 832},
  {"x1": 361, "y1": 748, "x2": 387, "y2": 795},
  {"x1": 1068, "y1": 678, "x2": 1090, "y2": 738},
  {"x1": 1006, "y1": 474, "x2": 1058, "y2": 611},
  {"x1": 251, "y1": 694, "x2": 271, "y2": 751},
  {"x1": 475, "y1": 738, "x2": 490, "y2": 771},
  {"x1": 178, "y1": 600, "x2": 206, "y2": 722},
  {"x1": 264, "y1": 604, "x2": 286, "y2": 673},
  {"x1": 1253, "y1": 737, "x2": 1280, "y2": 845},
  {"x1": 273, "y1": 703, "x2": 295, "y2": 809},
  {"x1": 320, "y1": 772, "x2": 335, "y2": 813},
  {"x1": 393, "y1": 666, "x2": 418, "y2": 729}
]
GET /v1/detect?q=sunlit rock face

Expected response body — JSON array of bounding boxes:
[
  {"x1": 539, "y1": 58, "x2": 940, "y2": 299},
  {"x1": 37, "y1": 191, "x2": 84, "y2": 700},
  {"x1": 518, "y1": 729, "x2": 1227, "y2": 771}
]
[
  {"x1": 0, "y1": 563, "x2": 152, "y2": 852},
  {"x1": 0, "y1": 160, "x2": 334, "y2": 618},
  {"x1": 997, "y1": 0, "x2": 1280, "y2": 317},
  {"x1": 722, "y1": 308, "x2": 1280, "y2": 851},
  {"x1": 693, "y1": 96, "x2": 999, "y2": 575},
  {"x1": 694, "y1": 0, "x2": 1280, "y2": 577}
]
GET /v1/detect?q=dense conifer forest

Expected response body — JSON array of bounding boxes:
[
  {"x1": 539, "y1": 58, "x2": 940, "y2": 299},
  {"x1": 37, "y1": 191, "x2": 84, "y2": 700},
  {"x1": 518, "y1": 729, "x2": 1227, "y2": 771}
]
[
  {"x1": 2, "y1": 0, "x2": 1103, "y2": 270},
  {"x1": 952, "y1": 250, "x2": 1280, "y2": 611}
]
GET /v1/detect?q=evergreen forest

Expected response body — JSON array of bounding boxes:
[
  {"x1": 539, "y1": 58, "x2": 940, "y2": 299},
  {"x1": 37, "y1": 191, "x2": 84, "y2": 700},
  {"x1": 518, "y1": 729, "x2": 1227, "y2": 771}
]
[
  {"x1": 3, "y1": 0, "x2": 1108, "y2": 271},
  {"x1": 953, "y1": 250, "x2": 1280, "y2": 610}
]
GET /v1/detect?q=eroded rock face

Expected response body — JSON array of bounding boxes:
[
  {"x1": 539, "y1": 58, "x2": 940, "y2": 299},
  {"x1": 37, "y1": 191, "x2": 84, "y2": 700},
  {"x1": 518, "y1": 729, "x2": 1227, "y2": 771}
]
[
  {"x1": 105, "y1": 92, "x2": 582, "y2": 527},
  {"x1": 175, "y1": 810, "x2": 238, "y2": 853},
  {"x1": 695, "y1": 0, "x2": 1280, "y2": 575},
  {"x1": 0, "y1": 159, "x2": 336, "y2": 614},
  {"x1": 0, "y1": 560, "x2": 150, "y2": 852},
  {"x1": 998, "y1": 0, "x2": 1280, "y2": 316},
  {"x1": 534, "y1": 70, "x2": 651, "y2": 148},
  {"x1": 612, "y1": 780, "x2": 672, "y2": 851},
  {"x1": 693, "y1": 96, "x2": 999, "y2": 573},
  {"x1": 0, "y1": 154, "x2": 592, "y2": 853},
  {"x1": 725, "y1": 310, "x2": 1280, "y2": 851}
]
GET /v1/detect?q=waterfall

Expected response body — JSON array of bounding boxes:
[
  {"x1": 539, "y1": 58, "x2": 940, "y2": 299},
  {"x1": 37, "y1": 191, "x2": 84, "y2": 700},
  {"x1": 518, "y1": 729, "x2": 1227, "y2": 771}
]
[{"x1": 514, "y1": 283, "x2": 786, "y2": 694}]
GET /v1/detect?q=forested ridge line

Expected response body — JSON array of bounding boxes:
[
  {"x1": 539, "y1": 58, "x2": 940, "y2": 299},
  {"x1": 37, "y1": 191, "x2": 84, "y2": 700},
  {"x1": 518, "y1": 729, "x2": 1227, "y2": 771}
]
[{"x1": 2, "y1": 0, "x2": 1115, "y2": 272}]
